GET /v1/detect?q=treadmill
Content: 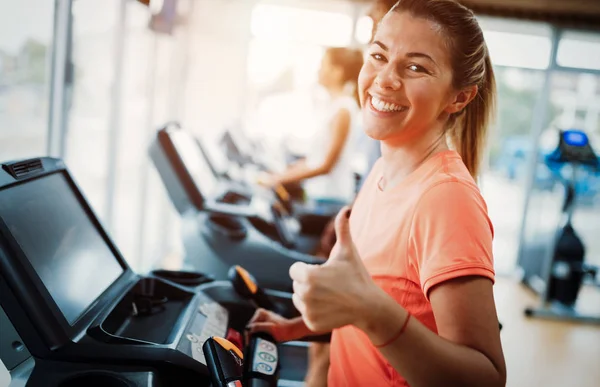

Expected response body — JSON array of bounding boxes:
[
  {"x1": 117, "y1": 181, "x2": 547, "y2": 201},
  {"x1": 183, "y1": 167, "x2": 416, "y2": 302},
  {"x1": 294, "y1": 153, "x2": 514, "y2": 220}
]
[
  {"x1": 0, "y1": 157, "x2": 314, "y2": 386},
  {"x1": 149, "y1": 123, "x2": 331, "y2": 293}
]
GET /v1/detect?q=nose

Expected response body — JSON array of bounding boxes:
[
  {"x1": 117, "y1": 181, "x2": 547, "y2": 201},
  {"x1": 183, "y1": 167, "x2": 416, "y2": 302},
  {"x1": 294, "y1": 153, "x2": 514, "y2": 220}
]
[{"x1": 375, "y1": 64, "x2": 402, "y2": 90}]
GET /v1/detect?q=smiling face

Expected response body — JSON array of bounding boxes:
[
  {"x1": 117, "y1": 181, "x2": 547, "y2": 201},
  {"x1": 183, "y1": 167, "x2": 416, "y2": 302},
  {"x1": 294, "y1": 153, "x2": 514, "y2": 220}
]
[{"x1": 358, "y1": 11, "x2": 460, "y2": 144}]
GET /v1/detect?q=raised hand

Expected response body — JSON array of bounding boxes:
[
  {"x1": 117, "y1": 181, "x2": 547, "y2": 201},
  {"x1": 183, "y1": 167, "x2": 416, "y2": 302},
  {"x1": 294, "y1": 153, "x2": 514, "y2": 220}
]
[{"x1": 289, "y1": 207, "x2": 380, "y2": 333}]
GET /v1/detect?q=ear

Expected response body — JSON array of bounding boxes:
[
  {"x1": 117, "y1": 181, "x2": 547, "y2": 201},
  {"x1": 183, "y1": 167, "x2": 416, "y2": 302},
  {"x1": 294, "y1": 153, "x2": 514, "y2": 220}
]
[{"x1": 445, "y1": 85, "x2": 478, "y2": 114}]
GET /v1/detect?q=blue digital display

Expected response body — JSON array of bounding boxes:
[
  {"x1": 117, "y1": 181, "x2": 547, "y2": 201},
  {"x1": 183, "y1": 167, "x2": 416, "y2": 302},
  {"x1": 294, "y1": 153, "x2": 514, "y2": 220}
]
[{"x1": 563, "y1": 130, "x2": 588, "y2": 147}]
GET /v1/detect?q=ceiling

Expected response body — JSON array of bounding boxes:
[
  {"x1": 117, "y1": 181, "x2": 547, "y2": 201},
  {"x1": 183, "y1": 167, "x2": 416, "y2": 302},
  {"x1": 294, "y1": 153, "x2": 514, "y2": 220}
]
[{"x1": 352, "y1": 0, "x2": 600, "y2": 29}]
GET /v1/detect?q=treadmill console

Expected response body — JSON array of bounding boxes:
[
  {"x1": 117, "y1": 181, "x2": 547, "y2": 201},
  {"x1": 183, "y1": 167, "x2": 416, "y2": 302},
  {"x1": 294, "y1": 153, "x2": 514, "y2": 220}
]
[
  {"x1": 546, "y1": 129, "x2": 599, "y2": 168},
  {"x1": 0, "y1": 158, "x2": 234, "y2": 386},
  {"x1": 176, "y1": 295, "x2": 229, "y2": 365},
  {"x1": 0, "y1": 171, "x2": 125, "y2": 326}
]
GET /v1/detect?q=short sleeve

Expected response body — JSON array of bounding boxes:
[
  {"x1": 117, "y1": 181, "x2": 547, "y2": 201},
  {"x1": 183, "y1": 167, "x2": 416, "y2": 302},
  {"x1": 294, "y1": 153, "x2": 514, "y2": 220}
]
[{"x1": 409, "y1": 181, "x2": 495, "y2": 299}]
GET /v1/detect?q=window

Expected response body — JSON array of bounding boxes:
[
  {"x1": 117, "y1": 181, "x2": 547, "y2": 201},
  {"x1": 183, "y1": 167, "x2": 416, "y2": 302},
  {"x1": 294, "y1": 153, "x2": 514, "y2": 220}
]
[
  {"x1": 520, "y1": 72, "x2": 600, "y2": 275},
  {"x1": 250, "y1": 3, "x2": 354, "y2": 47},
  {"x1": 111, "y1": 0, "x2": 188, "y2": 272},
  {"x1": 478, "y1": 18, "x2": 553, "y2": 70},
  {"x1": 63, "y1": 0, "x2": 189, "y2": 272},
  {"x1": 547, "y1": 73, "x2": 600, "y2": 133},
  {"x1": 0, "y1": 0, "x2": 54, "y2": 160},
  {"x1": 481, "y1": 67, "x2": 546, "y2": 274},
  {"x1": 64, "y1": 0, "x2": 121, "y2": 221},
  {"x1": 484, "y1": 31, "x2": 551, "y2": 69},
  {"x1": 557, "y1": 31, "x2": 600, "y2": 71},
  {"x1": 354, "y1": 15, "x2": 373, "y2": 44}
]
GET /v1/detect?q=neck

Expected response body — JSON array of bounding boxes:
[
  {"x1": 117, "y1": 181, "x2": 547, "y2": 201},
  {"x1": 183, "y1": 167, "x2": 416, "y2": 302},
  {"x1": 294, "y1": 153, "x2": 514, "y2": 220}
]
[{"x1": 379, "y1": 127, "x2": 449, "y2": 191}]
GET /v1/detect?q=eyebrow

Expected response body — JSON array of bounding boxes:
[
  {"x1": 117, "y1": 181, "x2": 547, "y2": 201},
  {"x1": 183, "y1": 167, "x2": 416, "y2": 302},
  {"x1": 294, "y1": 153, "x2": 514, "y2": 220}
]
[
  {"x1": 406, "y1": 52, "x2": 437, "y2": 66},
  {"x1": 372, "y1": 40, "x2": 388, "y2": 51},
  {"x1": 372, "y1": 41, "x2": 438, "y2": 66}
]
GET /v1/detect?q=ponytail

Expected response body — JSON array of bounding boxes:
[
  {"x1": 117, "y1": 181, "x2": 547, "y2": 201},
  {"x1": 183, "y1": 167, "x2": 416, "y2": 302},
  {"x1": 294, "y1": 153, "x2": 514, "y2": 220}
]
[{"x1": 453, "y1": 54, "x2": 496, "y2": 178}]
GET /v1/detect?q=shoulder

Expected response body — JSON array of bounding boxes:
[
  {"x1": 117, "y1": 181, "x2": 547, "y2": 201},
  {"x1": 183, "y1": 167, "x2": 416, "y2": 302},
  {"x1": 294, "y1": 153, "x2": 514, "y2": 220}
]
[
  {"x1": 415, "y1": 151, "x2": 485, "y2": 207},
  {"x1": 416, "y1": 180, "x2": 489, "y2": 223},
  {"x1": 410, "y1": 152, "x2": 492, "y2": 234}
]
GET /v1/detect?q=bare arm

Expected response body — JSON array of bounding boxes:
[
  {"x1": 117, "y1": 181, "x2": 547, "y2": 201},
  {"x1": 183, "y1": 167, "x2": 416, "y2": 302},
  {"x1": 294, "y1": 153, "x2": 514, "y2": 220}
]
[
  {"x1": 360, "y1": 277, "x2": 506, "y2": 387},
  {"x1": 274, "y1": 108, "x2": 351, "y2": 185}
]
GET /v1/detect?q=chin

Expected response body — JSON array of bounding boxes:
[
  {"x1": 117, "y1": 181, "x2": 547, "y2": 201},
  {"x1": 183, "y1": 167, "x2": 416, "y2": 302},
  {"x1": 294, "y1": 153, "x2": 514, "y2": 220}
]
[{"x1": 362, "y1": 125, "x2": 391, "y2": 141}]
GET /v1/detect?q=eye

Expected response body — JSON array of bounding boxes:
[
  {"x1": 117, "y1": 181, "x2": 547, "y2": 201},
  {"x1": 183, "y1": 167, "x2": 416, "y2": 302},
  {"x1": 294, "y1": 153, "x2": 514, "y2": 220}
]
[
  {"x1": 370, "y1": 53, "x2": 386, "y2": 62},
  {"x1": 408, "y1": 64, "x2": 428, "y2": 73}
]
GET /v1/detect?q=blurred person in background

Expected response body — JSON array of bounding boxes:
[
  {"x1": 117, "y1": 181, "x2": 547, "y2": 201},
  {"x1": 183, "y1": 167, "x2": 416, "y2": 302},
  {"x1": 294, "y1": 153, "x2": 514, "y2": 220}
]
[{"x1": 258, "y1": 47, "x2": 364, "y2": 207}]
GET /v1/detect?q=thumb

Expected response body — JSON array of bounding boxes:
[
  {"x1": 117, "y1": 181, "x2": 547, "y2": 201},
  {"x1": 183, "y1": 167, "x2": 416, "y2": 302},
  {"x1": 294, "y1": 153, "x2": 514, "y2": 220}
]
[{"x1": 333, "y1": 206, "x2": 354, "y2": 252}]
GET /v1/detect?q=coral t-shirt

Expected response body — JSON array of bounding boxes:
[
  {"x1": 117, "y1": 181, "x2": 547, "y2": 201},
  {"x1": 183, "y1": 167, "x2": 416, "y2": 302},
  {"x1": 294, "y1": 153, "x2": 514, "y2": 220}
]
[{"x1": 327, "y1": 150, "x2": 495, "y2": 386}]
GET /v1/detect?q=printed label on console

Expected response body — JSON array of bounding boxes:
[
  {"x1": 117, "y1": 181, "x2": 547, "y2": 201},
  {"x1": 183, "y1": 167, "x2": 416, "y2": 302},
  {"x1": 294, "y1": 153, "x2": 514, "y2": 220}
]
[
  {"x1": 182, "y1": 302, "x2": 228, "y2": 365},
  {"x1": 252, "y1": 338, "x2": 277, "y2": 375}
]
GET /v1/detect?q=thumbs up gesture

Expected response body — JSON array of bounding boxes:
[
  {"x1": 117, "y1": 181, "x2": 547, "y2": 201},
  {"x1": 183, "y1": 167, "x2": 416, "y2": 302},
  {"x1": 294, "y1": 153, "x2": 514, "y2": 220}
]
[{"x1": 289, "y1": 207, "x2": 379, "y2": 333}]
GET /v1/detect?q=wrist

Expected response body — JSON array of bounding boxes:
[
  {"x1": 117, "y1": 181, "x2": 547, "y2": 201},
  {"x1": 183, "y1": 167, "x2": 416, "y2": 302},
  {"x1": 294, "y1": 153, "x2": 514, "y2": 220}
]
[
  {"x1": 290, "y1": 316, "x2": 313, "y2": 339},
  {"x1": 353, "y1": 284, "x2": 386, "y2": 333},
  {"x1": 356, "y1": 287, "x2": 409, "y2": 344}
]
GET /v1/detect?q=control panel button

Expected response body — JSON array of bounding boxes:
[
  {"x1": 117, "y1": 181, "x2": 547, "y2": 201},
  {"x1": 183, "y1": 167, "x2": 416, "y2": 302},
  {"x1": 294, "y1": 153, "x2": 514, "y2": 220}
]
[
  {"x1": 254, "y1": 363, "x2": 273, "y2": 374},
  {"x1": 258, "y1": 352, "x2": 276, "y2": 362},
  {"x1": 251, "y1": 338, "x2": 277, "y2": 376}
]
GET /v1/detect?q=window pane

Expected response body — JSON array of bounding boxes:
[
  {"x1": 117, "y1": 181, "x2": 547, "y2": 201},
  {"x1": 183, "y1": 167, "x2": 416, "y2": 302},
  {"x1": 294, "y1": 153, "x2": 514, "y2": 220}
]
[
  {"x1": 64, "y1": 0, "x2": 120, "y2": 221},
  {"x1": 250, "y1": 4, "x2": 353, "y2": 46},
  {"x1": 519, "y1": 72, "x2": 600, "y2": 280},
  {"x1": 482, "y1": 67, "x2": 546, "y2": 274},
  {"x1": 547, "y1": 72, "x2": 600, "y2": 133},
  {"x1": 112, "y1": 1, "x2": 187, "y2": 272},
  {"x1": 478, "y1": 17, "x2": 552, "y2": 70},
  {"x1": 0, "y1": 0, "x2": 54, "y2": 160},
  {"x1": 355, "y1": 15, "x2": 373, "y2": 45},
  {"x1": 483, "y1": 31, "x2": 551, "y2": 69},
  {"x1": 557, "y1": 31, "x2": 600, "y2": 71},
  {"x1": 111, "y1": 1, "x2": 155, "y2": 271}
]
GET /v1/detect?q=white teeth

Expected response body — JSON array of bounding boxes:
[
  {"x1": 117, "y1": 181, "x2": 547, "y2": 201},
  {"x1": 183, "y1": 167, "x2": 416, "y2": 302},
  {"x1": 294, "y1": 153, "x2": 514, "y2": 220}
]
[{"x1": 371, "y1": 95, "x2": 406, "y2": 113}]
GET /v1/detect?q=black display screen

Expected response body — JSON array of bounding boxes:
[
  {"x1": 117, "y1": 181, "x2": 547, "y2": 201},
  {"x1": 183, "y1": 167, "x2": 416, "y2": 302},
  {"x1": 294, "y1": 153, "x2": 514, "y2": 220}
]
[
  {"x1": 170, "y1": 130, "x2": 218, "y2": 198},
  {"x1": 0, "y1": 173, "x2": 124, "y2": 324}
]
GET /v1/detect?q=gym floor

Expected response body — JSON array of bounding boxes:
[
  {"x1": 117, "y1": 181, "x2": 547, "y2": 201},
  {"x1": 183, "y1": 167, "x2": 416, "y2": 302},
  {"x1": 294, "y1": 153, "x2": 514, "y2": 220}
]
[
  {"x1": 1, "y1": 276, "x2": 598, "y2": 387},
  {"x1": 494, "y1": 275, "x2": 600, "y2": 387}
]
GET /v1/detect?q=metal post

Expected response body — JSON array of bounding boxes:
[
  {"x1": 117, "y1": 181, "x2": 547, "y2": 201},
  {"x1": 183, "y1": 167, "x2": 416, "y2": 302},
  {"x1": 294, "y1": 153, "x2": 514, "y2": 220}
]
[
  {"x1": 135, "y1": 34, "x2": 159, "y2": 271},
  {"x1": 46, "y1": 0, "x2": 72, "y2": 158}
]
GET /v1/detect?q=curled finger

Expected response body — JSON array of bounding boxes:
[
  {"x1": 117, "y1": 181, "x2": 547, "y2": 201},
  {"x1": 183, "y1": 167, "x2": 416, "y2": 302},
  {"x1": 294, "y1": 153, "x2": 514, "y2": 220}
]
[
  {"x1": 292, "y1": 280, "x2": 310, "y2": 300},
  {"x1": 289, "y1": 261, "x2": 317, "y2": 282},
  {"x1": 292, "y1": 292, "x2": 306, "y2": 317},
  {"x1": 248, "y1": 308, "x2": 270, "y2": 325}
]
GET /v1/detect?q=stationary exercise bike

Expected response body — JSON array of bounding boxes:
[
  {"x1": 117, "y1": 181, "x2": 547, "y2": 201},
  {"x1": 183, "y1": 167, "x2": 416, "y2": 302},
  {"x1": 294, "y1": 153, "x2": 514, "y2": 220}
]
[{"x1": 523, "y1": 129, "x2": 600, "y2": 324}]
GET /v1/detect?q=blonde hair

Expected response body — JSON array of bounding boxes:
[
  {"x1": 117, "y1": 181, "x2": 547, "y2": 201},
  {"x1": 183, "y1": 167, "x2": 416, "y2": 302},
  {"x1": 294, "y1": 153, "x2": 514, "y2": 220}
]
[{"x1": 392, "y1": 0, "x2": 496, "y2": 178}]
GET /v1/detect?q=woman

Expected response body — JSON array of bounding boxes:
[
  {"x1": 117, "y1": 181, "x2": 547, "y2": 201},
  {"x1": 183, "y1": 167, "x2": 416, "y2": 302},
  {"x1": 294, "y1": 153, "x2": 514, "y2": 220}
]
[
  {"x1": 259, "y1": 47, "x2": 364, "y2": 206},
  {"x1": 248, "y1": 0, "x2": 507, "y2": 386}
]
